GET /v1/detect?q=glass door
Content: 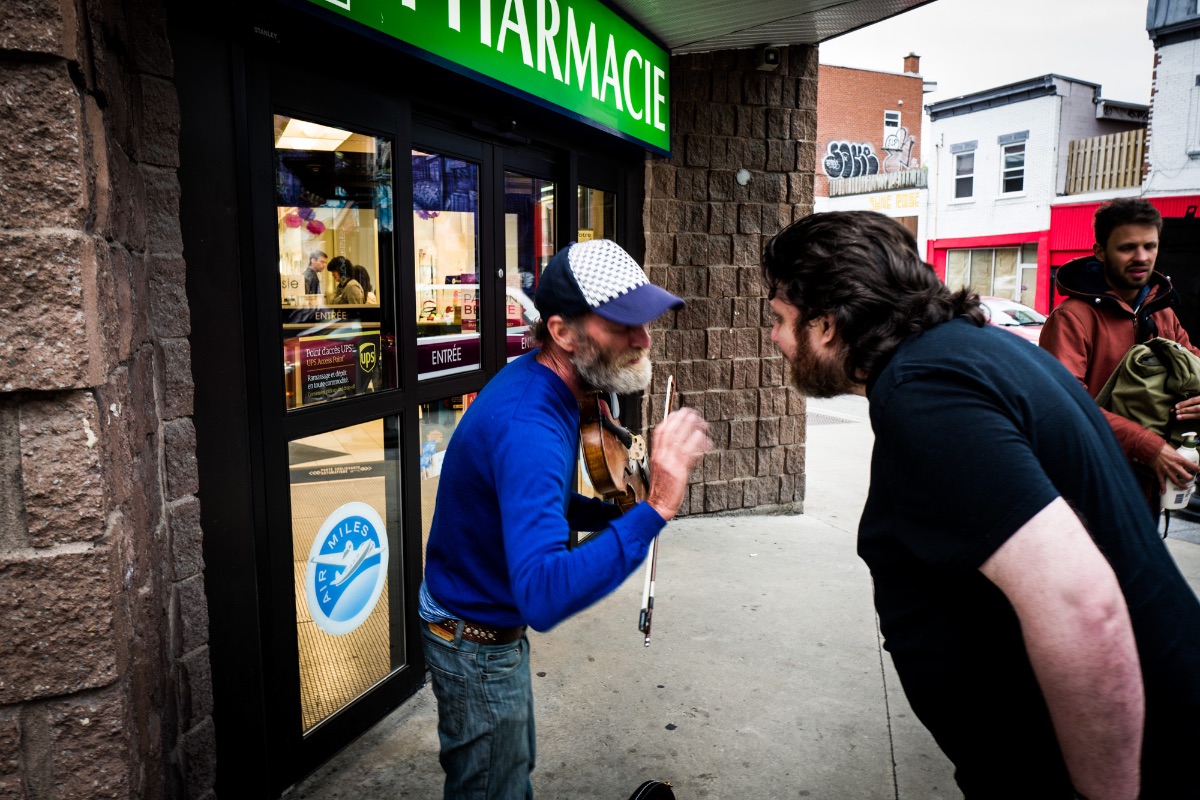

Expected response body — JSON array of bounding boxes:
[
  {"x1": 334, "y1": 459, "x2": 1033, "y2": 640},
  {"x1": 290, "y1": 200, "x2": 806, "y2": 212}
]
[{"x1": 272, "y1": 114, "x2": 407, "y2": 737}]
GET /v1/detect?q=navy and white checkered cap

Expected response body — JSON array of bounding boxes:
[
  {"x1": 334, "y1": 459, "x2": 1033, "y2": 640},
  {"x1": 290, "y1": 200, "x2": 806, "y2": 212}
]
[{"x1": 535, "y1": 239, "x2": 684, "y2": 326}]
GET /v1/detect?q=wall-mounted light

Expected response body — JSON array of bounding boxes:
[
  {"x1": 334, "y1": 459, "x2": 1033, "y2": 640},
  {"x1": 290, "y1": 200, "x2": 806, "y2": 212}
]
[
  {"x1": 754, "y1": 44, "x2": 780, "y2": 72},
  {"x1": 736, "y1": 168, "x2": 752, "y2": 186}
]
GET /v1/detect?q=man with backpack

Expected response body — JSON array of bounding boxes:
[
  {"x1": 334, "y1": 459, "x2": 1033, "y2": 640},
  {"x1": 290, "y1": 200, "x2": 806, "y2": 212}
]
[{"x1": 1041, "y1": 198, "x2": 1200, "y2": 511}]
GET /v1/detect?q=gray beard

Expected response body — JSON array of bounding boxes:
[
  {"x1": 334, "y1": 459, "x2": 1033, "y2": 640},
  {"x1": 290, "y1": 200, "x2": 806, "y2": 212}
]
[{"x1": 574, "y1": 348, "x2": 652, "y2": 394}]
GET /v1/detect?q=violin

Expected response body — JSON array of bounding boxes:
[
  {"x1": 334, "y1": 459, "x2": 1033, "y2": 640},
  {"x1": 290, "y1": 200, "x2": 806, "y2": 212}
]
[{"x1": 579, "y1": 394, "x2": 649, "y2": 512}]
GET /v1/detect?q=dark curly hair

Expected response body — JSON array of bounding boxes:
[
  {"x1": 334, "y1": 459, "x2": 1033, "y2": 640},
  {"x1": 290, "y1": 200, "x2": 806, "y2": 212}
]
[
  {"x1": 761, "y1": 211, "x2": 984, "y2": 385},
  {"x1": 1093, "y1": 197, "x2": 1162, "y2": 249}
]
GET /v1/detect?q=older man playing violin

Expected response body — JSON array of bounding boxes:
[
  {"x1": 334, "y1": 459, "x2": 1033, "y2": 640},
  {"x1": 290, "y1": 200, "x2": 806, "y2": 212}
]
[{"x1": 419, "y1": 238, "x2": 711, "y2": 800}]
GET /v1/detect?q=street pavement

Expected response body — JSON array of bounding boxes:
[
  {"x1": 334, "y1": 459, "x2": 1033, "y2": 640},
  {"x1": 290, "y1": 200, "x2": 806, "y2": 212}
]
[{"x1": 289, "y1": 395, "x2": 1200, "y2": 799}]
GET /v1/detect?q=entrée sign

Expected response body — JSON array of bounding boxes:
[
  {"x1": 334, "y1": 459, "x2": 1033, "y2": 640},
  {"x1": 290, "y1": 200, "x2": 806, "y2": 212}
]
[{"x1": 302, "y1": 0, "x2": 670, "y2": 154}]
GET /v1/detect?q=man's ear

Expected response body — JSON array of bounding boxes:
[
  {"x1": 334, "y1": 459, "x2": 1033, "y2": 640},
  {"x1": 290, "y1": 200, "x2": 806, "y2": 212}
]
[
  {"x1": 1093, "y1": 242, "x2": 1106, "y2": 262},
  {"x1": 816, "y1": 312, "x2": 840, "y2": 346},
  {"x1": 545, "y1": 315, "x2": 578, "y2": 353}
]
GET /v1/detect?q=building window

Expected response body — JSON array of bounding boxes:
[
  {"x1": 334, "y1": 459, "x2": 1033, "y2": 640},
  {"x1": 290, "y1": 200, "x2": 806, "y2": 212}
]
[
  {"x1": 1002, "y1": 142, "x2": 1025, "y2": 193},
  {"x1": 884, "y1": 110, "x2": 901, "y2": 148},
  {"x1": 955, "y1": 151, "x2": 974, "y2": 199}
]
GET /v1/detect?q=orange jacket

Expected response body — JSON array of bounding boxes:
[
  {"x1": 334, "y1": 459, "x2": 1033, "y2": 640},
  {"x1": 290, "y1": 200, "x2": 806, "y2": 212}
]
[{"x1": 1041, "y1": 256, "x2": 1200, "y2": 466}]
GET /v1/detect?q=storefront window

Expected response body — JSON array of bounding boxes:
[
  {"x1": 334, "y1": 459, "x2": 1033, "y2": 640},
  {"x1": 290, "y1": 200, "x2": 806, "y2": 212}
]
[
  {"x1": 417, "y1": 394, "x2": 476, "y2": 567},
  {"x1": 289, "y1": 418, "x2": 401, "y2": 733},
  {"x1": 413, "y1": 150, "x2": 481, "y2": 380},
  {"x1": 578, "y1": 185, "x2": 615, "y2": 242},
  {"x1": 504, "y1": 172, "x2": 555, "y2": 362},
  {"x1": 275, "y1": 115, "x2": 394, "y2": 410}
]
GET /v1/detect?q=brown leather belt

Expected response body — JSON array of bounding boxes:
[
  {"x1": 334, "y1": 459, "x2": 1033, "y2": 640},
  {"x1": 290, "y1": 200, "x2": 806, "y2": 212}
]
[{"x1": 428, "y1": 618, "x2": 526, "y2": 645}]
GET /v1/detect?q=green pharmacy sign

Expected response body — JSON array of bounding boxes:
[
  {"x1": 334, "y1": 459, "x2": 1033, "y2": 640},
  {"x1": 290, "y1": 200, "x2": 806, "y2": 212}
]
[{"x1": 304, "y1": 0, "x2": 671, "y2": 154}]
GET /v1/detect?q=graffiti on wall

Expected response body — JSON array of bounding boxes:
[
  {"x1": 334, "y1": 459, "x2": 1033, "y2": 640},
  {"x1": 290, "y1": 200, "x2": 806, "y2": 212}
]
[
  {"x1": 823, "y1": 126, "x2": 919, "y2": 178},
  {"x1": 823, "y1": 140, "x2": 879, "y2": 178}
]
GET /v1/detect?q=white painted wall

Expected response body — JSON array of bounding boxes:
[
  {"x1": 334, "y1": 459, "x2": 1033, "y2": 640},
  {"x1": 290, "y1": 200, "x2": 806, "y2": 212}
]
[{"x1": 1146, "y1": 37, "x2": 1200, "y2": 195}]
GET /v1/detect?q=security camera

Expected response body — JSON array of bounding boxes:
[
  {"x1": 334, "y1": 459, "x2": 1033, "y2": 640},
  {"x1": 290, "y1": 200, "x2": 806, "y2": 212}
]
[{"x1": 755, "y1": 44, "x2": 780, "y2": 72}]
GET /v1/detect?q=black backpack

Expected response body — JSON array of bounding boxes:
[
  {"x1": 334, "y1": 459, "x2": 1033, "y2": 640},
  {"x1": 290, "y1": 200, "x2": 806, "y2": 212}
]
[{"x1": 627, "y1": 780, "x2": 675, "y2": 800}]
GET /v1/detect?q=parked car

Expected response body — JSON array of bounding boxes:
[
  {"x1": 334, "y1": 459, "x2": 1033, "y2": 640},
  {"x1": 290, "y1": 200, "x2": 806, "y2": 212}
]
[{"x1": 980, "y1": 296, "x2": 1046, "y2": 345}]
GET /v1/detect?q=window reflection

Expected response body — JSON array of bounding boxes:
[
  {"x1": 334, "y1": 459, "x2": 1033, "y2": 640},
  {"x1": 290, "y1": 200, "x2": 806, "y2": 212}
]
[
  {"x1": 276, "y1": 115, "x2": 394, "y2": 409},
  {"x1": 413, "y1": 150, "x2": 481, "y2": 380},
  {"x1": 504, "y1": 172, "x2": 555, "y2": 363},
  {"x1": 417, "y1": 394, "x2": 476, "y2": 568},
  {"x1": 577, "y1": 185, "x2": 615, "y2": 242}
]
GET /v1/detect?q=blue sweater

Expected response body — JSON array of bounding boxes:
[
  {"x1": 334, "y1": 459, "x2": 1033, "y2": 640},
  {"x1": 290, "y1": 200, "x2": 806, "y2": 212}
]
[{"x1": 424, "y1": 352, "x2": 666, "y2": 631}]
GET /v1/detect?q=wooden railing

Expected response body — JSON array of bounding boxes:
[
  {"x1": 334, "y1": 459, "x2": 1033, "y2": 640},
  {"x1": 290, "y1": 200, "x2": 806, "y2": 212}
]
[
  {"x1": 1065, "y1": 128, "x2": 1145, "y2": 195},
  {"x1": 828, "y1": 167, "x2": 927, "y2": 197}
]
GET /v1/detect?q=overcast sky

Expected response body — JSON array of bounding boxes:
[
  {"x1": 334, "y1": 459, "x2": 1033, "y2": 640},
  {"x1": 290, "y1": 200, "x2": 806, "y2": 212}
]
[{"x1": 818, "y1": 0, "x2": 1156, "y2": 106}]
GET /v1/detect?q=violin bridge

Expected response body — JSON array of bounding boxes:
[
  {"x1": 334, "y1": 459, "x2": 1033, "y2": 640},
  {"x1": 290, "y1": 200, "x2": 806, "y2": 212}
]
[{"x1": 627, "y1": 434, "x2": 647, "y2": 461}]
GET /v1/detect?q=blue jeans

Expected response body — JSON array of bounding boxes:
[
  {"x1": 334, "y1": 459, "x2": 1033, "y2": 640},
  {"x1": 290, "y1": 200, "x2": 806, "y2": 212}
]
[{"x1": 421, "y1": 623, "x2": 536, "y2": 800}]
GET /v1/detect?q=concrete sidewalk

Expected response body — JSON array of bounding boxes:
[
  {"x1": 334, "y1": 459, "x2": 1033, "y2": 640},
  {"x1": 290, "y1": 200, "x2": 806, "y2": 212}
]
[{"x1": 290, "y1": 399, "x2": 1200, "y2": 799}]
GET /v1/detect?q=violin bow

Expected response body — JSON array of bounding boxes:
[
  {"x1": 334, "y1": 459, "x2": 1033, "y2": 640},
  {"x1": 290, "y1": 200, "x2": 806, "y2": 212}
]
[{"x1": 639, "y1": 375, "x2": 674, "y2": 647}]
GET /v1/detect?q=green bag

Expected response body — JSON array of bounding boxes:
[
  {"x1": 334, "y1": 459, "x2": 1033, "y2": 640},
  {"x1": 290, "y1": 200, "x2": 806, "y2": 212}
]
[{"x1": 1095, "y1": 337, "x2": 1200, "y2": 447}]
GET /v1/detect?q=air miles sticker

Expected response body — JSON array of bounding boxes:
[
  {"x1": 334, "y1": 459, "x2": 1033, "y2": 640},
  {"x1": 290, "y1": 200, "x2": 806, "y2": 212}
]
[{"x1": 305, "y1": 502, "x2": 389, "y2": 636}]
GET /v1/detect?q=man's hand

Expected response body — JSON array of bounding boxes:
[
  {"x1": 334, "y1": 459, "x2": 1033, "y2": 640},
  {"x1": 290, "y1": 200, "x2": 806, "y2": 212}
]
[
  {"x1": 1174, "y1": 395, "x2": 1200, "y2": 423},
  {"x1": 980, "y1": 498, "x2": 1143, "y2": 800},
  {"x1": 646, "y1": 407, "x2": 711, "y2": 521},
  {"x1": 1148, "y1": 441, "x2": 1199, "y2": 494}
]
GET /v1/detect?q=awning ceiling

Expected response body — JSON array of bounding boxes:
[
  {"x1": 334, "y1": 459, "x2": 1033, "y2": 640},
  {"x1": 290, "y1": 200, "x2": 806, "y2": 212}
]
[{"x1": 608, "y1": 0, "x2": 935, "y2": 54}]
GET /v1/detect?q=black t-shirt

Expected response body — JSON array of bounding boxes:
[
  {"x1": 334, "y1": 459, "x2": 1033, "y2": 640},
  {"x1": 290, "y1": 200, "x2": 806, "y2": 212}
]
[{"x1": 861, "y1": 318, "x2": 1200, "y2": 798}]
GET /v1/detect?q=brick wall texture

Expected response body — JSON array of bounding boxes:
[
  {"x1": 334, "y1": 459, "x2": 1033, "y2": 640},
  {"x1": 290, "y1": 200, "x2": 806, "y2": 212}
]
[
  {"x1": 644, "y1": 46, "x2": 817, "y2": 516},
  {"x1": 0, "y1": 1, "x2": 213, "y2": 798}
]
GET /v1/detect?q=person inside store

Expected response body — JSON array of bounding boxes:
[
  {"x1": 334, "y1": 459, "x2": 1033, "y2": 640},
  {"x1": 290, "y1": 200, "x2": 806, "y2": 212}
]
[
  {"x1": 350, "y1": 264, "x2": 378, "y2": 305},
  {"x1": 761, "y1": 210, "x2": 1200, "y2": 799},
  {"x1": 327, "y1": 256, "x2": 365, "y2": 305},
  {"x1": 303, "y1": 249, "x2": 328, "y2": 296},
  {"x1": 419, "y1": 238, "x2": 711, "y2": 799},
  {"x1": 1040, "y1": 197, "x2": 1200, "y2": 512}
]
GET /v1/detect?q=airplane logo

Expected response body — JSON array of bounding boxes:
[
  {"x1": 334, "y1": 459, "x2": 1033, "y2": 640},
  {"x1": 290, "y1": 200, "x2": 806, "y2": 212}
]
[{"x1": 309, "y1": 539, "x2": 378, "y2": 587}]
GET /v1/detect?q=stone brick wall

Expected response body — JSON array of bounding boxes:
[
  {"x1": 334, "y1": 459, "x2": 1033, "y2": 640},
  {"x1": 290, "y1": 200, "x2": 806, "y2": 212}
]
[
  {"x1": 644, "y1": 46, "x2": 817, "y2": 516},
  {"x1": 0, "y1": 1, "x2": 213, "y2": 798}
]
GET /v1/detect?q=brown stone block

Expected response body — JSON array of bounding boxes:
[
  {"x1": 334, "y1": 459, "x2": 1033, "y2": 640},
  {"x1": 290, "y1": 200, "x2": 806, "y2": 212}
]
[
  {"x1": 45, "y1": 689, "x2": 131, "y2": 798},
  {"x1": 785, "y1": 443, "x2": 805, "y2": 475},
  {"x1": 787, "y1": 387, "x2": 807, "y2": 416},
  {"x1": 732, "y1": 327, "x2": 759, "y2": 358},
  {"x1": 675, "y1": 233, "x2": 707, "y2": 266},
  {"x1": 649, "y1": 164, "x2": 676, "y2": 198},
  {"x1": 765, "y1": 108, "x2": 789, "y2": 140},
  {"x1": 781, "y1": 77, "x2": 797, "y2": 109},
  {"x1": 756, "y1": 444, "x2": 784, "y2": 476},
  {"x1": 759, "y1": 387, "x2": 789, "y2": 417},
  {"x1": 0, "y1": 709, "x2": 19, "y2": 786},
  {"x1": 744, "y1": 137, "x2": 767, "y2": 169},
  {"x1": 797, "y1": 74, "x2": 819, "y2": 108},
  {"x1": 708, "y1": 173, "x2": 734, "y2": 204},
  {"x1": 755, "y1": 475, "x2": 783, "y2": 507},
  {"x1": 703, "y1": 480, "x2": 729, "y2": 512},
  {"x1": 705, "y1": 266, "x2": 735, "y2": 298},
  {"x1": 0, "y1": 0, "x2": 78, "y2": 58},
  {"x1": 0, "y1": 63, "x2": 85, "y2": 229},
  {"x1": 644, "y1": 233, "x2": 674, "y2": 264},
  {"x1": 740, "y1": 268, "x2": 767, "y2": 298},
  {"x1": 160, "y1": 338, "x2": 194, "y2": 420},
  {"x1": 174, "y1": 575, "x2": 210, "y2": 657},
  {"x1": 796, "y1": 139, "x2": 817, "y2": 173},
  {"x1": 738, "y1": 204, "x2": 762, "y2": 235},
  {"x1": 684, "y1": 135, "x2": 711, "y2": 168},
  {"x1": 169, "y1": 496, "x2": 204, "y2": 582},
  {"x1": 731, "y1": 359, "x2": 759, "y2": 390},
  {"x1": 758, "y1": 417, "x2": 782, "y2": 449},
  {"x1": 0, "y1": 548, "x2": 117, "y2": 702},
  {"x1": 19, "y1": 393, "x2": 105, "y2": 546},
  {"x1": 135, "y1": 75, "x2": 181, "y2": 168},
  {"x1": 706, "y1": 298, "x2": 732, "y2": 329},
  {"x1": 779, "y1": 414, "x2": 799, "y2": 446},
  {"x1": 709, "y1": 358, "x2": 732, "y2": 390},
  {"x1": 731, "y1": 233, "x2": 760, "y2": 268},
  {"x1": 707, "y1": 202, "x2": 735, "y2": 235},
  {"x1": 164, "y1": 418, "x2": 200, "y2": 500},
  {"x1": 761, "y1": 356, "x2": 784, "y2": 388},
  {"x1": 694, "y1": 102, "x2": 717, "y2": 135},
  {"x1": 143, "y1": 166, "x2": 184, "y2": 256},
  {"x1": 179, "y1": 648, "x2": 215, "y2": 733},
  {"x1": 677, "y1": 298, "x2": 707, "y2": 332},
  {"x1": 675, "y1": 330, "x2": 699, "y2": 361},
  {"x1": 0, "y1": 232, "x2": 107, "y2": 391},
  {"x1": 729, "y1": 419, "x2": 756, "y2": 449}
]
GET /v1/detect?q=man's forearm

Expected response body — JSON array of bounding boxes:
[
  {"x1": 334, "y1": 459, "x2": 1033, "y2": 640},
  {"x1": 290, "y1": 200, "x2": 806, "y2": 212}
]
[{"x1": 1022, "y1": 589, "x2": 1143, "y2": 800}]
